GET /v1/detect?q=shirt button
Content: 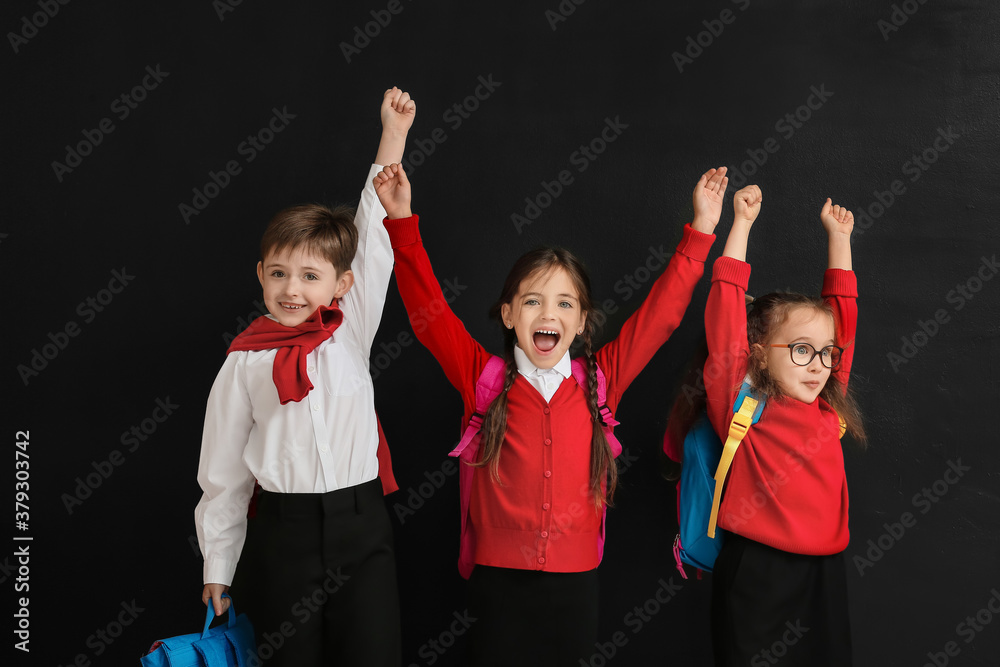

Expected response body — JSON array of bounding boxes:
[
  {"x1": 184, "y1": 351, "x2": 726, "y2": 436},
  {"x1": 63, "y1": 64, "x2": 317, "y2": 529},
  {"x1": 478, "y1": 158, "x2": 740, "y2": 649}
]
[
  {"x1": 544, "y1": 470, "x2": 552, "y2": 478},
  {"x1": 544, "y1": 438, "x2": 551, "y2": 446},
  {"x1": 541, "y1": 531, "x2": 549, "y2": 538},
  {"x1": 537, "y1": 557, "x2": 546, "y2": 565},
  {"x1": 308, "y1": 366, "x2": 315, "y2": 373},
  {"x1": 312, "y1": 404, "x2": 320, "y2": 411},
  {"x1": 542, "y1": 503, "x2": 550, "y2": 511},
  {"x1": 543, "y1": 407, "x2": 550, "y2": 415},
  {"x1": 319, "y1": 446, "x2": 328, "y2": 453}
]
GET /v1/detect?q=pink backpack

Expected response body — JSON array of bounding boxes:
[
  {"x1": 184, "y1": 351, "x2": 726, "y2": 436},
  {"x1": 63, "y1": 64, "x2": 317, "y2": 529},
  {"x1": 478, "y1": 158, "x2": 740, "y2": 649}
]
[{"x1": 448, "y1": 355, "x2": 623, "y2": 579}]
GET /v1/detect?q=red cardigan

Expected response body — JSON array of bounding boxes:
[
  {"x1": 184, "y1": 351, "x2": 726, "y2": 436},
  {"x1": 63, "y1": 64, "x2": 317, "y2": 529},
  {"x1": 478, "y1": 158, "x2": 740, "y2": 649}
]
[
  {"x1": 386, "y1": 215, "x2": 714, "y2": 572},
  {"x1": 704, "y1": 256, "x2": 858, "y2": 555}
]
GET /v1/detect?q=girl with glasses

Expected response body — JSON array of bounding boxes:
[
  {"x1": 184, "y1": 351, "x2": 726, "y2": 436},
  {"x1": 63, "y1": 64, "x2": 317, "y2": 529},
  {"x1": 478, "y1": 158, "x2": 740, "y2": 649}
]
[{"x1": 669, "y1": 186, "x2": 866, "y2": 666}]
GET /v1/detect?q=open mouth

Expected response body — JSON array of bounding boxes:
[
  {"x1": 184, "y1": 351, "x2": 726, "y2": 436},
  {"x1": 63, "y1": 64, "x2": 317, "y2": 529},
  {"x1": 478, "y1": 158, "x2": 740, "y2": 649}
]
[{"x1": 532, "y1": 329, "x2": 560, "y2": 353}]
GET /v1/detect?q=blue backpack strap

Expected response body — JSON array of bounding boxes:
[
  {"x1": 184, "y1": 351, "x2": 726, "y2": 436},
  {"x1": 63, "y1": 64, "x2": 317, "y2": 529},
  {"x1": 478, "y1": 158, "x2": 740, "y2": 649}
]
[{"x1": 570, "y1": 357, "x2": 622, "y2": 458}]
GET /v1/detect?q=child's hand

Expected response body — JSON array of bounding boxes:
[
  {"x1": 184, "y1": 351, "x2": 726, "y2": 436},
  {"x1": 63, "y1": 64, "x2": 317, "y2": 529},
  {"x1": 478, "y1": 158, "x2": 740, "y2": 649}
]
[
  {"x1": 373, "y1": 163, "x2": 412, "y2": 219},
  {"x1": 733, "y1": 185, "x2": 762, "y2": 226},
  {"x1": 820, "y1": 198, "x2": 854, "y2": 237},
  {"x1": 202, "y1": 583, "x2": 230, "y2": 617},
  {"x1": 691, "y1": 166, "x2": 728, "y2": 234},
  {"x1": 381, "y1": 86, "x2": 416, "y2": 135}
]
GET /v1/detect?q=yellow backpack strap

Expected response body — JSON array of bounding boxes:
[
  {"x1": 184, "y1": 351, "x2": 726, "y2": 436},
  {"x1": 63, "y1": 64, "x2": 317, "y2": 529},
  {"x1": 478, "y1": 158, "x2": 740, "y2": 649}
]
[{"x1": 707, "y1": 395, "x2": 759, "y2": 538}]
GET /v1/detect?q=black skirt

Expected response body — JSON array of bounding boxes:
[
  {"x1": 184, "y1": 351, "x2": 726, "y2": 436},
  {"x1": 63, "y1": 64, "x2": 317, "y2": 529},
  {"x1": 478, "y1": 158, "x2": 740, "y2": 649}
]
[
  {"x1": 711, "y1": 533, "x2": 853, "y2": 667},
  {"x1": 466, "y1": 565, "x2": 600, "y2": 667}
]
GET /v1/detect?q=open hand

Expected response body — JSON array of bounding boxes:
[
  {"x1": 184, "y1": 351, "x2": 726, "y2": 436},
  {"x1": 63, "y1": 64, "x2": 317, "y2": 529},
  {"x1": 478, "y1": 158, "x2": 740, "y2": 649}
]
[{"x1": 691, "y1": 166, "x2": 729, "y2": 234}]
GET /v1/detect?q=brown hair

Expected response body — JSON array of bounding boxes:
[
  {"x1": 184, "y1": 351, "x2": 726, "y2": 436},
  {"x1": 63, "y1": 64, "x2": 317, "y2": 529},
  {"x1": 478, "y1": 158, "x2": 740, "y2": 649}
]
[
  {"x1": 259, "y1": 204, "x2": 358, "y2": 274},
  {"x1": 666, "y1": 292, "x2": 866, "y2": 449},
  {"x1": 474, "y1": 248, "x2": 618, "y2": 512}
]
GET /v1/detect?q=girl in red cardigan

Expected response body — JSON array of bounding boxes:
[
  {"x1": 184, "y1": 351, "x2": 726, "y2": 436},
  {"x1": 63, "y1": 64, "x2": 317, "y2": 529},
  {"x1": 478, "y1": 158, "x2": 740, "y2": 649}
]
[
  {"x1": 693, "y1": 185, "x2": 865, "y2": 666},
  {"x1": 374, "y1": 163, "x2": 723, "y2": 667}
]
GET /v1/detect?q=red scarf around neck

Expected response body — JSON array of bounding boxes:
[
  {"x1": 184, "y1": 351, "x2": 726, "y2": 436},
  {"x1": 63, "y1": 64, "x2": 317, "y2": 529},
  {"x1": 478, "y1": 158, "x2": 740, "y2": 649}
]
[{"x1": 227, "y1": 302, "x2": 397, "y2": 495}]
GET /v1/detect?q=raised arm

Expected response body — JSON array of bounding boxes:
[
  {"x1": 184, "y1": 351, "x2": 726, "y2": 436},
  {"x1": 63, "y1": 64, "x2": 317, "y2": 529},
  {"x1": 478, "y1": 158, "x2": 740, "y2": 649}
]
[
  {"x1": 821, "y1": 197, "x2": 853, "y2": 271},
  {"x1": 375, "y1": 164, "x2": 490, "y2": 412},
  {"x1": 721, "y1": 184, "x2": 761, "y2": 261},
  {"x1": 594, "y1": 168, "x2": 725, "y2": 410},
  {"x1": 703, "y1": 185, "x2": 762, "y2": 435},
  {"x1": 342, "y1": 87, "x2": 416, "y2": 350},
  {"x1": 819, "y1": 198, "x2": 858, "y2": 389}
]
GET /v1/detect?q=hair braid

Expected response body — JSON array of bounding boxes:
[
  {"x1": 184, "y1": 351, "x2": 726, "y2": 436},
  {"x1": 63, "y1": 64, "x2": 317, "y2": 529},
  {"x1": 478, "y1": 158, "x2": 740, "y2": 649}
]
[
  {"x1": 472, "y1": 330, "x2": 518, "y2": 484},
  {"x1": 582, "y1": 331, "x2": 617, "y2": 512}
]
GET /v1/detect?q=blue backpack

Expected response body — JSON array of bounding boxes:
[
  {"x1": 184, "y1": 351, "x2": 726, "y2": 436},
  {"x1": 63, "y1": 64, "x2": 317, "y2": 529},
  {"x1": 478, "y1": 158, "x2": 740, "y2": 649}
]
[{"x1": 670, "y1": 380, "x2": 765, "y2": 578}]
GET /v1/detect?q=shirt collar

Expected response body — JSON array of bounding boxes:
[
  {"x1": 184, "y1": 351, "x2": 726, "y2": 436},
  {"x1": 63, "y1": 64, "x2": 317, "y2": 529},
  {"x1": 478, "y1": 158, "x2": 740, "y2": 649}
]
[{"x1": 513, "y1": 344, "x2": 573, "y2": 379}]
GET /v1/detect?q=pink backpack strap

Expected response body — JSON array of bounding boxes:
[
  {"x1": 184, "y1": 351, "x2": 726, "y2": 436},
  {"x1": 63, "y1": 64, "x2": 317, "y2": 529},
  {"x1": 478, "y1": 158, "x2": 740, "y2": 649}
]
[
  {"x1": 569, "y1": 357, "x2": 623, "y2": 564},
  {"x1": 449, "y1": 355, "x2": 506, "y2": 579},
  {"x1": 569, "y1": 358, "x2": 622, "y2": 458}
]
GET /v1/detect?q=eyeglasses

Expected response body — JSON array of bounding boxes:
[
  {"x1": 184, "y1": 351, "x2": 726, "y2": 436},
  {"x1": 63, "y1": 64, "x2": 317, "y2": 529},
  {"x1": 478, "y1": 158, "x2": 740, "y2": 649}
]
[{"x1": 770, "y1": 343, "x2": 843, "y2": 369}]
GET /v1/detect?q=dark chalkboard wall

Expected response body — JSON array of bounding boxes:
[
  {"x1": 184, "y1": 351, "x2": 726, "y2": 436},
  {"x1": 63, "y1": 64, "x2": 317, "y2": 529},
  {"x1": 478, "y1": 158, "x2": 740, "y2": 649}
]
[{"x1": 5, "y1": 1, "x2": 999, "y2": 665}]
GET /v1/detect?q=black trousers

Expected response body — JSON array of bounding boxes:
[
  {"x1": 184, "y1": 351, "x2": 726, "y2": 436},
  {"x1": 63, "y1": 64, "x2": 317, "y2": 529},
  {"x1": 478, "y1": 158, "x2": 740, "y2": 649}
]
[
  {"x1": 230, "y1": 479, "x2": 401, "y2": 667},
  {"x1": 465, "y1": 565, "x2": 599, "y2": 667},
  {"x1": 711, "y1": 533, "x2": 853, "y2": 667}
]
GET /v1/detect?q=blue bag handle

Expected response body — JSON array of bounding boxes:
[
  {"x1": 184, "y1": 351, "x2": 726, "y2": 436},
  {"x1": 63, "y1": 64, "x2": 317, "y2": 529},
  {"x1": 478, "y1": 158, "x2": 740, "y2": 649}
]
[{"x1": 202, "y1": 593, "x2": 237, "y2": 637}]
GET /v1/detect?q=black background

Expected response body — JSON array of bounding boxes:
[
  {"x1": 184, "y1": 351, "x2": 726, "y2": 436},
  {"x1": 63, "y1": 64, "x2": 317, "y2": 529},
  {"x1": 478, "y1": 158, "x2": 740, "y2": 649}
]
[{"x1": 4, "y1": 1, "x2": 999, "y2": 665}]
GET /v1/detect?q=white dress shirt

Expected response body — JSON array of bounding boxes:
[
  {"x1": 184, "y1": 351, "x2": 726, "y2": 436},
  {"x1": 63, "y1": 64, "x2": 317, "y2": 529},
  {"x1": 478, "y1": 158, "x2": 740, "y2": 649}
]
[
  {"x1": 512, "y1": 344, "x2": 573, "y2": 402},
  {"x1": 195, "y1": 163, "x2": 393, "y2": 586}
]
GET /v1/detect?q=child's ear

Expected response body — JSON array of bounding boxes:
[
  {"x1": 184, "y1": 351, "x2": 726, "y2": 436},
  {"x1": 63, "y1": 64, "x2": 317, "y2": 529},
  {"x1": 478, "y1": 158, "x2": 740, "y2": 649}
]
[
  {"x1": 752, "y1": 343, "x2": 767, "y2": 368},
  {"x1": 257, "y1": 261, "x2": 264, "y2": 287},
  {"x1": 333, "y1": 269, "x2": 355, "y2": 299},
  {"x1": 500, "y1": 303, "x2": 512, "y2": 330}
]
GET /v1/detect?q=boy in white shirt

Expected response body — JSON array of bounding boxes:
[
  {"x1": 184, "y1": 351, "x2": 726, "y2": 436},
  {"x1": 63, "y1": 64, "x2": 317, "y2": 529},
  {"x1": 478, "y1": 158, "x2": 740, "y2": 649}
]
[{"x1": 194, "y1": 86, "x2": 415, "y2": 667}]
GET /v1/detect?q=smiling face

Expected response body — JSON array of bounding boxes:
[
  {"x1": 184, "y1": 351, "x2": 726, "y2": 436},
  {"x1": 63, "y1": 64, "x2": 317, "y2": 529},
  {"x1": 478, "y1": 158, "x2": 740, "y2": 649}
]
[
  {"x1": 500, "y1": 266, "x2": 587, "y2": 369},
  {"x1": 256, "y1": 245, "x2": 353, "y2": 327},
  {"x1": 762, "y1": 305, "x2": 835, "y2": 404}
]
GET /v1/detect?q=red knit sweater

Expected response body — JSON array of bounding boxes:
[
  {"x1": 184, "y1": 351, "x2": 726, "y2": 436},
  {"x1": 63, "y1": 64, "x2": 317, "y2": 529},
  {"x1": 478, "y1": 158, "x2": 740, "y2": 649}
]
[
  {"x1": 704, "y1": 256, "x2": 858, "y2": 555},
  {"x1": 386, "y1": 216, "x2": 715, "y2": 572}
]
